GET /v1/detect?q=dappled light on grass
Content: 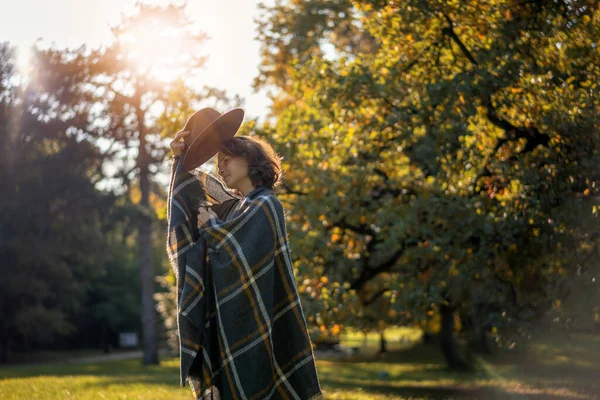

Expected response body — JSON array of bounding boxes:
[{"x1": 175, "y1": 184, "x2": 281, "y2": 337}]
[
  {"x1": 1, "y1": 333, "x2": 598, "y2": 399},
  {"x1": 477, "y1": 332, "x2": 600, "y2": 399}
]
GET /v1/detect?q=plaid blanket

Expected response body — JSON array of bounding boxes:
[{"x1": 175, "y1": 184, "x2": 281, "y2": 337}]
[{"x1": 166, "y1": 155, "x2": 323, "y2": 400}]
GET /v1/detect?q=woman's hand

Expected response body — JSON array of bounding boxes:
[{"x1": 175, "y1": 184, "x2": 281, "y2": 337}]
[
  {"x1": 170, "y1": 130, "x2": 190, "y2": 157},
  {"x1": 198, "y1": 206, "x2": 219, "y2": 229}
]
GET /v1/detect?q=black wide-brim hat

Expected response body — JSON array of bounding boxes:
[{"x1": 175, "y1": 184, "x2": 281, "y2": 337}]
[{"x1": 180, "y1": 107, "x2": 245, "y2": 172}]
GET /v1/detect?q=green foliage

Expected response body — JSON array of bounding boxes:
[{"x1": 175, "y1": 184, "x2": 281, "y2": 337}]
[
  {"x1": 0, "y1": 42, "x2": 117, "y2": 355},
  {"x1": 256, "y1": 0, "x2": 600, "y2": 344}
]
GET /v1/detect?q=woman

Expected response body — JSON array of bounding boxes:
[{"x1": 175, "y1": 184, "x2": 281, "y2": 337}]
[{"x1": 168, "y1": 130, "x2": 323, "y2": 400}]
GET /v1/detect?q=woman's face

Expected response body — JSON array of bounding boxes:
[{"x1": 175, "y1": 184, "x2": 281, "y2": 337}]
[{"x1": 217, "y1": 153, "x2": 249, "y2": 189}]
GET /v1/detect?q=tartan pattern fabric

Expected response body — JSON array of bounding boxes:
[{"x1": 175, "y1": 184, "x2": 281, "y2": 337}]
[{"x1": 166, "y1": 155, "x2": 323, "y2": 400}]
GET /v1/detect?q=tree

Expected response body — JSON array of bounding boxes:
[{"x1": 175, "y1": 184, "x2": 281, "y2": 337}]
[
  {"x1": 0, "y1": 42, "x2": 115, "y2": 362},
  {"x1": 255, "y1": 0, "x2": 600, "y2": 367},
  {"x1": 34, "y1": 2, "x2": 241, "y2": 364},
  {"x1": 254, "y1": 0, "x2": 376, "y2": 116}
]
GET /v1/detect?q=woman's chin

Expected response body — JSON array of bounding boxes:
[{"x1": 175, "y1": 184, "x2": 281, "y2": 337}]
[{"x1": 224, "y1": 178, "x2": 236, "y2": 189}]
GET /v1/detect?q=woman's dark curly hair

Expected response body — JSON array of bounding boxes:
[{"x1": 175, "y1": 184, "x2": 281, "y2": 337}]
[{"x1": 217, "y1": 135, "x2": 283, "y2": 191}]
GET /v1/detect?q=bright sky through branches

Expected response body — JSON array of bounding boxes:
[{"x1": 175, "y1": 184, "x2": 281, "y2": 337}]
[{"x1": 0, "y1": 0, "x2": 272, "y2": 119}]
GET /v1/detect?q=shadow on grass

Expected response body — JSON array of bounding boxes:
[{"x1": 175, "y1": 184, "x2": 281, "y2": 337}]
[
  {"x1": 323, "y1": 379, "x2": 505, "y2": 400},
  {"x1": 319, "y1": 339, "x2": 600, "y2": 399},
  {"x1": 479, "y1": 332, "x2": 600, "y2": 395},
  {"x1": 3, "y1": 336, "x2": 598, "y2": 399},
  {"x1": 317, "y1": 342, "x2": 500, "y2": 399}
]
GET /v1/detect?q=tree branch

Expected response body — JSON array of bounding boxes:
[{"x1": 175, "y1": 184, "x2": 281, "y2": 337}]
[
  {"x1": 363, "y1": 288, "x2": 390, "y2": 307},
  {"x1": 442, "y1": 14, "x2": 478, "y2": 66},
  {"x1": 279, "y1": 182, "x2": 308, "y2": 196},
  {"x1": 350, "y1": 246, "x2": 406, "y2": 292},
  {"x1": 483, "y1": 93, "x2": 551, "y2": 153}
]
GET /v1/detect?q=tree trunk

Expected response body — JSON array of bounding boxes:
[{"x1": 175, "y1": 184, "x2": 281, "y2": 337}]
[
  {"x1": 471, "y1": 326, "x2": 493, "y2": 354},
  {"x1": 102, "y1": 323, "x2": 113, "y2": 354},
  {"x1": 464, "y1": 310, "x2": 494, "y2": 355},
  {"x1": 379, "y1": 331, "x2": 388, "y2": 353},
  {"x1": 0, "y1": 336, "x2": 10, "y2": 364},
  {"x1": 439, "y1": 303, "x2": 469, "y2": 370},
  {"x1": 137, "y1": 106, "x2": 159, "y2": 365}
]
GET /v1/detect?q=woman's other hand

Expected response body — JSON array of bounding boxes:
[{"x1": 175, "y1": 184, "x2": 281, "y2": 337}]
[
  {"x1": 197, "y1": 206, "x2": 219, "y2": 229},
  {"x1": 170, "y1": 130, "x2": 190, "y2": 157}
]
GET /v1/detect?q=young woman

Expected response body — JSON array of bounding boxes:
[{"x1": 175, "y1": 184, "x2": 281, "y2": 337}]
[
  {"x1": 170, "y1": 131, "x2": 281, "y2": 222},
  {"x1": 168, "y1": 131, "x2": 323, "y2": 400}
]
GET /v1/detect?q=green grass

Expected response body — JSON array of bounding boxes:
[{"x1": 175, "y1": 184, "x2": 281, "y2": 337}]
[
  {"x1": 477, "y1": 332, "x2": 600, "y2": 400},
  {"x1": 338, "y1": 326, "x2": 424, "y2": 350},
  {"x1": 1, "y1": 329, "x2": 598, "y2": 399},
  {"x1": 316, "y1": 344, "x2": 496, "y2": 400},
  {"x1": 0, "y1": 357, "x2": 186, "y2": 399},
  {"x1": 0, "y1": 349, "x2": 489, "y2": 400}
]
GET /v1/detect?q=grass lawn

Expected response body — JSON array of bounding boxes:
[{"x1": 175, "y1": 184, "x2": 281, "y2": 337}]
[
  {"x1": 0, "y1": 328, "x2": 598, "y2": 399},
  {"x1": 477, "y1": 331, "x2": 600, "y2": 400},
  {"x1": 0, "y1": 357, "x2": 186, "y2": 399}
]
